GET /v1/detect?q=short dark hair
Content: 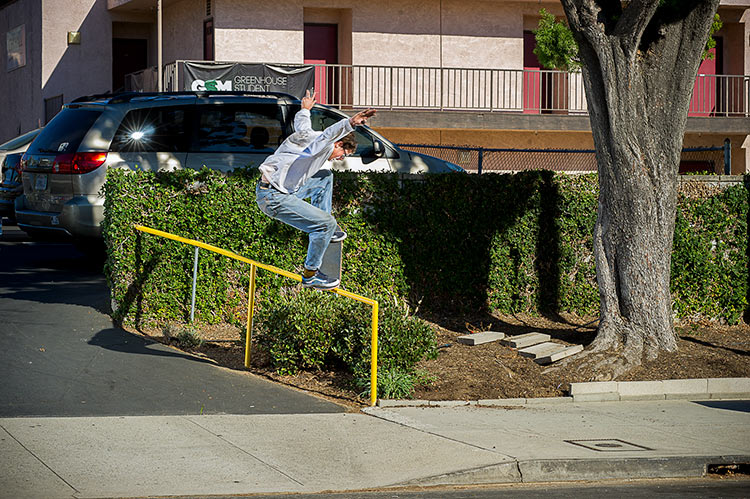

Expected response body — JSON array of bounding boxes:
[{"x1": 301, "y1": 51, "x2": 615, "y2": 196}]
[{"x1": 340, "y1": 132, "x2": 357, "y2": 152}]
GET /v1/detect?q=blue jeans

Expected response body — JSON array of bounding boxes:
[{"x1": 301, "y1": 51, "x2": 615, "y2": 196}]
[{"x1": 255, "y1": 169, "x2": 336, "y2": 271}]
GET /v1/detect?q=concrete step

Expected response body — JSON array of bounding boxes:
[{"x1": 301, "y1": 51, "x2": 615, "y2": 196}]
[
  {"x1": 457, "y1": 331, "x2": 506, "y2": 346},
  {"x1": 501, "y1": 332, "x2": 551, "y2": 349},
  {"x1": 519, "y1": 342, "x2": 583, "y2": 365},
  {"x1": 518, "y1": 341, "x2": 565, "y2": 359}
]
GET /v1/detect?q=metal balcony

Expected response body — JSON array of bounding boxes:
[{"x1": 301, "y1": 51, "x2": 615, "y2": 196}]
[{"x1": 149, "y1": 61, "x2": 748, "y2": 118}]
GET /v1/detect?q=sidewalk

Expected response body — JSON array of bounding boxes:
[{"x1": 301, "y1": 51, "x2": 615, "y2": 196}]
[{"x1": 2, "y1": 398, "x2": 748, "y2": 498}]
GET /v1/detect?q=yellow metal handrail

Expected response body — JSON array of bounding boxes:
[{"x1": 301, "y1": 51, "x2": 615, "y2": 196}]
[{"x1": 134, "y1": 224, "x2": 379, "y2": 406}]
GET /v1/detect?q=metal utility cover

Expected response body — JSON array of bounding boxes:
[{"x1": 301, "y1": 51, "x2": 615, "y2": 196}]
[{"x1": 565, "y1": 439, "x2": 653, "y2": 452}]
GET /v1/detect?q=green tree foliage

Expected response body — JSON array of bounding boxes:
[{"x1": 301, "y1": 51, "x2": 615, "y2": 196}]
[
  {"x1": 533, "y1": 9, "x2": 580, "y2": 71},
  {"x1": 533, "y1": 9, "x2": 722, "y2": 70},
  {"x1": 703, "y1": 14, "x2": 723, "y2": 60}
]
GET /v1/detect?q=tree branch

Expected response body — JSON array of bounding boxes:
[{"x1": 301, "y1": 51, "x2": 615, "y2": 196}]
[{"x1": 613, "y1": 0, "x2": 660, "y2": 55}]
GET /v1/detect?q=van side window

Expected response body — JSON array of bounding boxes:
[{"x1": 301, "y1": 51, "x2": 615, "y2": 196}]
[
  {"x1": 194, "y1": 104, "x2": 284, "y2": 153},
  {"x1": 110, "y1": 107, "x2": 188, "y2": 153},
  {"x1": 308, "y1": 108, "x2": 376, "y2": 157}
]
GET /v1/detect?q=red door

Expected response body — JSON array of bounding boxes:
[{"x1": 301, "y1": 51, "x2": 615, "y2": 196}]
[
  {"x1": 304, "y1": 24, "x2": 338, "y2": 104},
  {"x1": 690, "y1": 49, "x2": 716, "y2": 116},
  {"x1": 690, "y1": 38, "x2": 723, "y2": 116},
  {"x1": 523, "y1": 31, "x2": 542, "y2": 114}
]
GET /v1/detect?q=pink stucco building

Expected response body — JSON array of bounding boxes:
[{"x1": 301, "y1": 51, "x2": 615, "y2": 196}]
[{"x1": 2, "y1": 0, "x2": 749, "y2": 171}]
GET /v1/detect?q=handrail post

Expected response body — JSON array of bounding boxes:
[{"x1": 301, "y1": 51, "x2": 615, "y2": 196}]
[
  {"x1": 245, "y1": 264, "x2": 257, "y2": 368},
  {"x1": 724, "y1": 138, "x2": 731, "y2": 175},
  {"x1": 190, "y1": 247, "x2": 199, "y2": 322},
  {"x1": 370, "y1": 301, "x2": 379, "y2": 406}
]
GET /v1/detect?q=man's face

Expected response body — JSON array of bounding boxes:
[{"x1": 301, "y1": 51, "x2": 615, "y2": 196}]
[{"x1": 329, "y1": 141, "x2": 355, "y2": 161}]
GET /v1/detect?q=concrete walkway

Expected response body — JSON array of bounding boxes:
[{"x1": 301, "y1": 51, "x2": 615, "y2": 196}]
[{"x1": 2, "y1": 398, "x2": 748, "y2": 498}]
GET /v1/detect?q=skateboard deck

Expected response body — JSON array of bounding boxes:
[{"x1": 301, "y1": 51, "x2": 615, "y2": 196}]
[{"x1": 319, "y1": 240, "x2": 342, "y2": 282}]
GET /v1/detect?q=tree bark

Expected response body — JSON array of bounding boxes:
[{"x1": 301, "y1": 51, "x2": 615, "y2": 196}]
[{"x1": 558, "y1": 0, "x2": 720, "y2": 377}]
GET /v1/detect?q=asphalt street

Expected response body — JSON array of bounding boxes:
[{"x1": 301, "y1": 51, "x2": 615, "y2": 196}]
[
  {"x1": 197, "y1": 478, "x2": 750, "y2": 498},
  {"x1": 0, "y1": 223, "x2": 345, "y2": 417}
]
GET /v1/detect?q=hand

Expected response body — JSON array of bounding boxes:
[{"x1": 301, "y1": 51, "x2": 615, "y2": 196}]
[
  {"x1": 349, "y1": 108, "x2": 376, "y2": 126},
  {"x1": 301, "y1": 90, "x2": 316, "y2": 110}
]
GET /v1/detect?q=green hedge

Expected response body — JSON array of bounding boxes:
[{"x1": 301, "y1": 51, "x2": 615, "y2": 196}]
[
  {"x1": 672, "y1": 182, "x2": 749, "y2": 324},
  {"x1": 104, "y1": 169, "x2": 748, "y2": 328}
]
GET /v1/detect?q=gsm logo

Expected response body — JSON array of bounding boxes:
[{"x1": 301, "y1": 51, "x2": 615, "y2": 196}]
[{"x1": 191, "y1": 79, "x2": 232, "y2": 91}]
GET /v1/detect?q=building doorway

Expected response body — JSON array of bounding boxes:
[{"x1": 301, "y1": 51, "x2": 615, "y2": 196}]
[
  {"x1": 112, "y1": 38, "x2": 148, "y2": 93},
  {"x1": 304, "y1": 23, "x2": 338, "y2": 104},
  {"x1": 522, "y1": 31, "x2": 568, "y2": 114},
  {"x1": 204, "y1": 19, "x2": 214, "y2": 61}
]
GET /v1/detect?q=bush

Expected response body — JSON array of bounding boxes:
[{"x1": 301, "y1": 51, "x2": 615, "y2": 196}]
[
  {"x1": 175, "y1": 326, "x2": 204, "y2": 348},
  {"x1": 255, "y1": 289, "x2": 437, "y2": 376},
  {"x1": 672, "y1": 183, "x2": 749, "y2": 323},
  {"x1": 355, "y1": 367, "x2": 437, "y2": 400}
]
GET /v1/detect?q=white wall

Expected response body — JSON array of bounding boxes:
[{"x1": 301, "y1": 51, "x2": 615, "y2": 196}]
[
  {"x1": 209, "y1": 0, "x2": 547, "y2": 69},
  {"x1": 41, "y1": 0, "x2": 112, "y2": 102},
  {"x1": 163, "y1": 0, "x2": 203, "y2": 63}
]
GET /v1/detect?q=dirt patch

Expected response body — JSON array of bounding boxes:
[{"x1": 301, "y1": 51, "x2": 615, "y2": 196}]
[{"x1": 127, "y1": 313, "x2": 750, "y2": 408}]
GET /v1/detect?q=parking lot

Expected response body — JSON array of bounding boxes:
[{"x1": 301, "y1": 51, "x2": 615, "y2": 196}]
[{"x1": 0, "y1": 222, "x2": 345, "y2": 417}]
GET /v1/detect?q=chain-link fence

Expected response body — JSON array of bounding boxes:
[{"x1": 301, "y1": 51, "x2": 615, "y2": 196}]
[
  {"x1": 398, "y1": 142, "x2": 732, "y2": 174},
  {"x1": 679, "y1": 145, "x2": 729, "y2": 174}
]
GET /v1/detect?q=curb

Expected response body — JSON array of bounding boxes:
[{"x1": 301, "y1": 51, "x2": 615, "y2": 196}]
[
  {"x1": 376, "y1": 377, "x2": 750, "y2": 407},
  {"x1": 569, "y1": 377, "x2": 750, "y2": 402},
  {"x1": 394, "y1": 455, "x2": 750, "y2": 487}
]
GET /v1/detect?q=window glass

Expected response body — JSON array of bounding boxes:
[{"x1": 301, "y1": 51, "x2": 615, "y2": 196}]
[
  {"x1": 194, "y1": 104, "x2": 283, "y2": 153},
  {"x1": 307, "y1": 108, "x2": 373, "y2": 156},
  {"x1": 27, "y1": 109, "x2": 102, "y2": 154},
  {"x1": 1, "y1": 153, "x2": 22, "y2": 185},
  {"x1": 110, "y1": 107, "x2": 188, "y2": 153}
]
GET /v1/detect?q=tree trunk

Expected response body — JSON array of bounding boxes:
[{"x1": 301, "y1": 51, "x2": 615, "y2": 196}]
[{"x1": 559, "y1": 0, "x2": 720, "y2": 377}]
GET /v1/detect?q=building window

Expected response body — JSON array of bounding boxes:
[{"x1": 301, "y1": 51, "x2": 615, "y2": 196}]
[
  {"x1": 44, "y1": 95, "x2": 63, "y2": 124},
  {"x1": 203, "y1": 19, "x2": 214, "y2": 61}
]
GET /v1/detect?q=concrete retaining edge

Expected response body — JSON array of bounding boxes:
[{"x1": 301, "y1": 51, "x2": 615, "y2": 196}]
[{"x1": 377, "y1": 377, "x2": 750, "y2": 407}]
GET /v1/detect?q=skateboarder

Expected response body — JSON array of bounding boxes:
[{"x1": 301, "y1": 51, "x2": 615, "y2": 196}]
[{"x1": 255, "y1": 90, "x2": 376, "y2": 290}]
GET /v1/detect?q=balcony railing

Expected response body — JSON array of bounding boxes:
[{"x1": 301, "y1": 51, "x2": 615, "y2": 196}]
[
  {"x1": 143, "y1": 62, "x2": 749, "y2": 117},
  {"x1": 309, "y1": 64, "x2": 749, "y2": 117}
]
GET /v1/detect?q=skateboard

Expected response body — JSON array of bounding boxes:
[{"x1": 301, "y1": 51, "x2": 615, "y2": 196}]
[{"x1": 319, "y1": 240, "x2": 342, "y2": 283}]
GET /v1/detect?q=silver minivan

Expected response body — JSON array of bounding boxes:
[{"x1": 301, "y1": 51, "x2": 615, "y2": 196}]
[{"x1": 16, "y1": 92, "x2": 463, "y2": 241}]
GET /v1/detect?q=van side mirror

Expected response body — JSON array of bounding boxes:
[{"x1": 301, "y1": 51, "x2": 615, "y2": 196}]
[{"x1": 373, "y1": 140, "x2": 384, "y2": 158}]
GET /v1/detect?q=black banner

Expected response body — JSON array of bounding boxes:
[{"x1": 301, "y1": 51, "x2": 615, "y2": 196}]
[{"x1": 182, "y1": 62, "x2": 314, "y2": 98}]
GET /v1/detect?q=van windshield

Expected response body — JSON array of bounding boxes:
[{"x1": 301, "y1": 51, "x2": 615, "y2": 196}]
[{"x1": 27, "y1": 109, "x2": 102, "y2": 154}]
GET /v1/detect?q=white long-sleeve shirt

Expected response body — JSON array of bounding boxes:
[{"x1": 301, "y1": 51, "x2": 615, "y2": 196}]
[{"x1": 258, "y1": 109, "x2": 354, "y2": 194}]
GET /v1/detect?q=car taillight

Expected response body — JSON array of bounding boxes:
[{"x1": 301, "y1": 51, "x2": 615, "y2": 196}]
[{"x1": 52, "y1": 152, "x2": 107, "y2": 174}]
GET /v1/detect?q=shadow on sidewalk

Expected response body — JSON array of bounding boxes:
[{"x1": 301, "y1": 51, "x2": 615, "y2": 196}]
[{"x1": 694, "y1": 400, "x2": 750, "y2": 413}]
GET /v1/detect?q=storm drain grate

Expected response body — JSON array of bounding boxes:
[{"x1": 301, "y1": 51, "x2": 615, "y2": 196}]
[{"x1": 565, "y1": 439, "x2": 653, "y2": 452}]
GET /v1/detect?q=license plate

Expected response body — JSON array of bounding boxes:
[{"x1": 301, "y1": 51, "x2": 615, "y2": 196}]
[{"x1": 35, "y1": 174, "x2": 47, "y2": 191}]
